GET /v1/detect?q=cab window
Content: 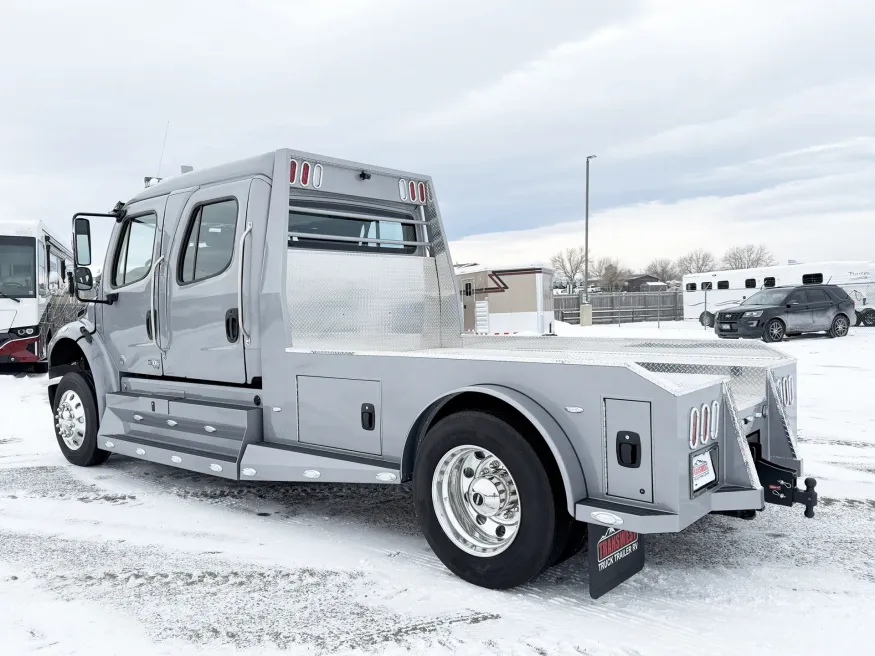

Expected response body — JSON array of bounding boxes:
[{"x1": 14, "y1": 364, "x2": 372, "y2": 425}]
[
  {"x1": 179, "y1": 200, "x2": 239, "y2": 284},
  {"x1": 112, "y1": 213, "x2": 158, "y2": 287}
]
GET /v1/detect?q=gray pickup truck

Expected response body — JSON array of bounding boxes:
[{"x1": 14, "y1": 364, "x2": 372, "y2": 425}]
[{"x1": 48, "y1": 149, "x2": 817, "y2": 598}]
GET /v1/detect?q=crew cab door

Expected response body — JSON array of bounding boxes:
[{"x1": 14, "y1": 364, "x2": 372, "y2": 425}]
[
  {"x1": 100, "y1": 196, "x2": 167, "y2": 375},
  {"x1": 161, "y1": 179, "x2": 252, "y2": 383},
  {"x1": 783, "y1": 290, "x2": 811, "y2": 332}
]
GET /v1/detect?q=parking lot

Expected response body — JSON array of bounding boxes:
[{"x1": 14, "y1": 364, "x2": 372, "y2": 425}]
[{"x1": 2, "y1": 323, "x2": 874, "y2": 655}]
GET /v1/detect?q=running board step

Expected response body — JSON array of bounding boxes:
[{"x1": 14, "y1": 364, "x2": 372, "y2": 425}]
[
  {"x1": 239, "y1": 443, "x2": 401, "y2": 484},
  {"x1": 100, "y1": 434, "x2": 239, "y2": 480},
  {"x1": 99, "y1": 392, "x2": 262, "y2": 461}
]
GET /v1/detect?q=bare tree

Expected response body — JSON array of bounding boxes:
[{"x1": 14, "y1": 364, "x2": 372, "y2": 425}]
[
  {"x1": 589, "y1": 256, "x2": 615, "y2": 283},
  {"x1": 675, "y1": 249, "x2": 717, "y2": 275},
  {"x1": 721, "y1": 244, "x2": 777, "y2": 270},
  {"x1": 592, "y1": 257, "x2": 633, "y2": 291},
  {"x1": 645, "y1": 258, "x2": 677, "y2": 282},
  {"x1": 550, "y1": 247, "x2": 586, "y2": 286}
]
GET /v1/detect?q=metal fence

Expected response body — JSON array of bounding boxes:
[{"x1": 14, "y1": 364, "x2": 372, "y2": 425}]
[{"x1": 553, "y1": 291, "x2": 684, "y2": 325}]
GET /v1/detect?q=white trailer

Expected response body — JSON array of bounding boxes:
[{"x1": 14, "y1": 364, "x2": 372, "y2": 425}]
[{"x1": 683, "y1": 261, "x2": 875, "y2": 327}]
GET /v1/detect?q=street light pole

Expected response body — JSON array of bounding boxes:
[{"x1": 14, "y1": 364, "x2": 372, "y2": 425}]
[{"x1": 584, "y1": 154, "x2": 596, "y2": 302}]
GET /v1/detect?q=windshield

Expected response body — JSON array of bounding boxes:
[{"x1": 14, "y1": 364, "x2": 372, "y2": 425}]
[
  {"x1": 741, "y1": 289, "x2": 788, "y2": 306},
  {"x1": 0, "y1": 236, "x2": 36, "y2": 299}
]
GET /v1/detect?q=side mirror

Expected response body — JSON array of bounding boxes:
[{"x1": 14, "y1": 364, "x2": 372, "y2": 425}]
[
  {"x1": 74, "y1": 217, "x2": 92, "y2": 267},
  {"x1": 74, "y1": 266, "x2": 93, "y2": 291}
]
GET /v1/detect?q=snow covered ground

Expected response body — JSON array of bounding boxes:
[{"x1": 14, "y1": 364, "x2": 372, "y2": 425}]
[{"x1": 2, "y1": 323, "x2": 874, "y2": 655}]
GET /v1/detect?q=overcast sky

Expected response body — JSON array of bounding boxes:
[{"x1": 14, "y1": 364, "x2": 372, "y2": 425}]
[{"x1": 2, "y1": 0, "x2": 873, "y2": 271}]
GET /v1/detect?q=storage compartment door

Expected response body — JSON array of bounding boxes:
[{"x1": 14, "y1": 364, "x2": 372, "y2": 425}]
[
  {"x1": 605, "y1": 399, "x2": 653, "y2": 503},
  {"x1": 297, "y1": 376, "x2": 381, "y2": 455}
]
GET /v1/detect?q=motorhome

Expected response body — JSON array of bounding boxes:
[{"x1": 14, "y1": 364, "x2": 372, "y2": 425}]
[
  {"x1": 0, "y1": 221, "x2": 77, "y2": 368},
  {"x1": 454, "y1": 263, "x2": 554, "y2": 335},
  {"x1": 683, "y1": 261, "x2": 875, "y2": 327},
  {"x1": 48, "y1": 149, "x2": 817, "y2": 598}
]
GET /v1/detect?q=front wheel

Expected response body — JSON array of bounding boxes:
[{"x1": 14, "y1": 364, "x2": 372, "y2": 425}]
[
  {"x1": 699, "y1": 311, "x2": 714, "y2": 328},
  {"x1": 829, "y1": 314, "x2": 850, "y2": 338},
  {"x1": 413, "y1": 411, "x2": 568, "y2": 589},
  {"x1": 53, "y1": 372, "x2": 109, "y2": 467},
  {"x1": 763, "y1": 318, "x2": 785, "y2": 342}
]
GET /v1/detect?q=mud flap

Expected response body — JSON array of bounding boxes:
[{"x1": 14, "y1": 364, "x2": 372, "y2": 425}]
[{"x1": 588, "y1": 525, "x2": 645, "y2": 599}]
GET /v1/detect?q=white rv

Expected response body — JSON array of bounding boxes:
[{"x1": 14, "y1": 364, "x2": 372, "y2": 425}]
[
  {"x1": 0, "y1": 221, "x2": 76, "y2": 368},
  {"x1": 683, "y1": 261, "x2": 875, "y2": 327}
]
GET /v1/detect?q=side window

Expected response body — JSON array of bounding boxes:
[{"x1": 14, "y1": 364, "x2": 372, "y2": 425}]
[
  {"x1": 463, "y1": 281, "x2": 473, "y2": 297},
  {"x1": 831, "y1": 287, "x2": 850, "y2": 300},
  {"x1": 807, "y1": 289, "x2": 829, "y2": 302},
  {"x1": 802, "y1": 273, "x2": 823, "y2": 285},
  {"x1": 112, "y1": 213, "x2": 158, "y2": 287},
  {"x1": 37, "y1": 242, "x2": 47, "y2": 297},
  {"x1": 178, "y1": 199, "x2": 239, "y2": 284},
  {"x1": 702, "y1": 281, "x2": 713, "y2": 291},
  {"x1": 745, "y1": 278, "x2": 756, "y2": 288},
  {"x1": 786, "y1": 290, "x2": 806, "y2": 305},
  {"x1": 763, "y1": 277, "x2": 776, "y2": 288},
  {"x1": 685, "y1": 283, "x2": 697, "y2": 291},
  {"x1": 717, "y1": 280, "x2": 729, "y2": 289}
]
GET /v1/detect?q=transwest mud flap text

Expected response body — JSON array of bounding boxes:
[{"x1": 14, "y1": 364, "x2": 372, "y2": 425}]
[{"x1": 588, "y1": 525, "x2": 645, "y2": 599}]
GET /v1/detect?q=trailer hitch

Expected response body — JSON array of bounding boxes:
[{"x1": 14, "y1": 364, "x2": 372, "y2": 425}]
[{"x1": 755, "y1": 458, "x2": 818, "y2": 518}]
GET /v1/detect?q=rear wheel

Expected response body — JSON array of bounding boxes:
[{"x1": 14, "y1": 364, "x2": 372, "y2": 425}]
[
  {"x1": 829, "y1": 314, "x2": 850, "y2": 338},
  {"x1": 414, "y1": 410, "x2": 568, "y2": 589},
  {"x1": 763, "y1": 318, "x2": 785, "y2": 343},
  {"x1": 53, "y1": 372, "x2": 109, "y2": 467}
]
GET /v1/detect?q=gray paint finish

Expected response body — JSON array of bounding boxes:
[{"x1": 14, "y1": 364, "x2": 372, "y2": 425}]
[
  {"x1": 297, "y1": 376, "x2": 382, "y2": 455},
  {"x1": 604, "y1": 399, "x2": 653, "y2": 503}
]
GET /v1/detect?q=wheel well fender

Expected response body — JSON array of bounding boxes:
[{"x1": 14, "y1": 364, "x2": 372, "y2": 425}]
[
  {"x1": 47, "y1": 323, "x2": 117, "y2": 416},
  {"x1": 402, "y1": 385, "x2": 588, "y2": 516}
]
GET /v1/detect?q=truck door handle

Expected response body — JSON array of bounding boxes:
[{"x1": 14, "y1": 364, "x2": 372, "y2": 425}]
[
  {"x1": 361, "y1": 403, "x2": 375, "y2": 431},
  {"x1": 616, "y1": 431, "x2": 642, "y2": 468},
  {"x1": 225, "y1": 309, "x2": 239, "y2": 343},
  {"x1": 145, "y1": 310, "x2": 156, "y2": 340}
]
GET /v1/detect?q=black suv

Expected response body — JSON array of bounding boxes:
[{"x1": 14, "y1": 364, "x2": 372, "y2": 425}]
[{"x1": 714, "y1": 285, "x2": 855, "y2": 342}]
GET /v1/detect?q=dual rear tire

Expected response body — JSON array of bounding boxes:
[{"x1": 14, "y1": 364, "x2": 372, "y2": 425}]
[{"x1": 413, "y1": 410, "x2": 585, "y2": 589}]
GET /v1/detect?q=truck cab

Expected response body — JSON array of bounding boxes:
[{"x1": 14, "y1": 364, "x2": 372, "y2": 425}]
[{"x1": 47, "y1": 148, "x2": 817, "y2": 598}]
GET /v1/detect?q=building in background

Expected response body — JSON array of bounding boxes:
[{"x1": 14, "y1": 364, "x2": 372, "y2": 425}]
[{"x1": 454, "y1": 263, "x2": 554, "y2": 334}]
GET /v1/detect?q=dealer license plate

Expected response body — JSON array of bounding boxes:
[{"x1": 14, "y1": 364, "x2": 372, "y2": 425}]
[{"x1": 692, "y1": 450, "x2": 717, "y2": 491}]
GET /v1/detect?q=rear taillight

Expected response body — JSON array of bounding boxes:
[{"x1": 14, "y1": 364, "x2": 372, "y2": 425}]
[
  {"x1": 700, "y1": 404, "x2": 710, "y2": 445},
  {"x1": 290, "y1": 160, "x2": 298, "y2": 184},
  {"x1": 398, "y1": 178, "x2": 428, "y2": 204},
  {"x1": 301, "y1": 162, "x2": 311, "y2": 186},
  {"x1": 689, "y1": 407, "x2": 699, "y2": 449}
]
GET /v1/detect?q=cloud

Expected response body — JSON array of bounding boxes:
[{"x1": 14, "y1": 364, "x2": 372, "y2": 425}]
[{"x1": 1, "y1": 0, "x2": 873, "y2": 273}]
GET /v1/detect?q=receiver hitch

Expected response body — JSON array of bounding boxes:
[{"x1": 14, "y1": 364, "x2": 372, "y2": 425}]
[{"x1": 755, "y1": 458, "x2": 818, "y2": 518}]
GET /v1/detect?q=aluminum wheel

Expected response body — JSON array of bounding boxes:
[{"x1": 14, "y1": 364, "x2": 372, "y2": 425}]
[
  {"x1": 833, "y1": 315, "x2": 849, "y2": 337},
  {"x1": 432, "y1": 445, "x2": 521, "y2": 557},
  {"x1": 56, "y1": 390, "x2": 87, "y2": 451},
  {"x1": 767, "y1": 320, "x2": 784, "y2": 341}
]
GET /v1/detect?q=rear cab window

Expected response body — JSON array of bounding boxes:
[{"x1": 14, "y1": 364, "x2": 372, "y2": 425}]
[{"x1": 287, "y1": 203, "x2": 421, "y2": 255}]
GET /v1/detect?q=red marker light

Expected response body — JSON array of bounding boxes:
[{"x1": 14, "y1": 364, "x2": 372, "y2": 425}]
[
  {"x1": 418, "y1": 182, "x2": 426, "y2": 204},
  {"x1": 289, "y1": 160, "x2": 298, "y2": 184},
  {"x1": 409, "y1": 180, "x2": 417, "y2": 203},
  {"x1": 301, "y1": 161, "x2": 311, "y2": 186}
]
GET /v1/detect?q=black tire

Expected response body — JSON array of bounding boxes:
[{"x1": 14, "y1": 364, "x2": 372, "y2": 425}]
[
  {"x1": 413, "y1": 410, "x2": 566, "y2": 589},
  {"x1": 863, "y1": 309, "x2": 875, "y2": 327},
  {"x1": 855, "y1": 311, "x2": 863, "y2": 327},
  {"x1": 53, "y1": 371, "x2": 109, "y2": 467},
  {"x1": 699, "y1": 311, "x2": 714, "y2": 328},
  {"x1": 549, "y1": 521, "x2": 588, "y2": 567},
  {"x1": 762, "y1": 318, "x2": 785, "y2": 343},
  {"x1": 828, "y1": 314, "x2": 850, "y2": 338}
]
